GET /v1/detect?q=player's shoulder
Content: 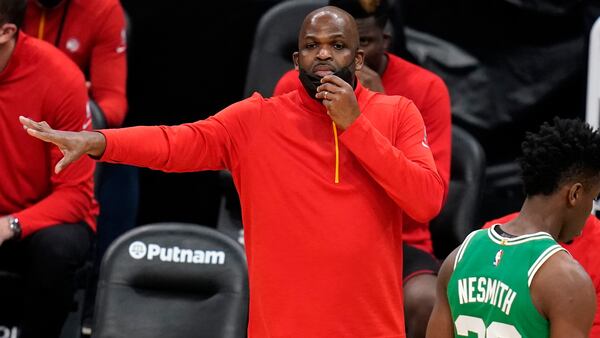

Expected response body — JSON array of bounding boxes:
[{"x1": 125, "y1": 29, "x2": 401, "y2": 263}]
[
  {"x1": 531, "y1": 249, "x2": 595, "y2": 324},
  {"x1": 533, "y1": 250, "x2": 593, "y2": 292}
]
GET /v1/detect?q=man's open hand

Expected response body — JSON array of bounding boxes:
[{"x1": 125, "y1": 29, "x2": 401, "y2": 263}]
[{"x1": 19, "y1": 116, "x2": 106, "y2": 173}]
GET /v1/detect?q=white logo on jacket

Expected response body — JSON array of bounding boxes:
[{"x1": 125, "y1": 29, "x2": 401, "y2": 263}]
[
  {"x1": 421, "y1": 127, "x2": 430, "y2": 149},
  {"x1": 116, "y1": 28, "x2": 127, "y2": 53},
  {"x1": 65, "y1": 38, "x2": 80, "y2": 53}
]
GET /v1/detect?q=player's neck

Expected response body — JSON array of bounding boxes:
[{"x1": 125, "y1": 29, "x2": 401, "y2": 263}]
[
  {"x1": 0, "y1": 38, "x2": 16, "y2": 73},
  {"x1": 504, "y1": 197, "x2": 562, "y2": 239}
]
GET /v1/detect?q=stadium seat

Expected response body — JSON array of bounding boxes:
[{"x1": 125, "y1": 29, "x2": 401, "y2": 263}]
[
  {"x1": 430, "y1": 126, "x2": 486, "y2": 259},
  {"x1": 92, "y1": 223, "x2": 249, "y2": 338},
  {"x1": 218, "y1": 0, "x2": 329, "y2": 244},
  {"x1": 89, "y1": 100, "x2": 107, "y2": 195},
  {"x1": 244, "y1": 0, "x2": 326, "y2": 97}
]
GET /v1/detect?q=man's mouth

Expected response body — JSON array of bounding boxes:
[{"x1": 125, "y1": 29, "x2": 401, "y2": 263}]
[{"x1": 312, "y1": 65, "x2": 335, "y2": 77}]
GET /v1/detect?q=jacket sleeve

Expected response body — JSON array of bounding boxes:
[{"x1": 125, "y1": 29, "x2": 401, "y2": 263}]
[
  {"x1": 89, "y1": 0, "x2": 128, "y2": 127},
  {"x1": 14, "y1": 73, "x2": 96, "y2": 237},
  {"x1": 420, "y1": 77, "x2": 452, "y2": 201},
  {"x1": 99, "y1": 95, "x2": 262, "y2": 173},
  {"x1": 339, "y1": 100, "x2": 444, "y2": 222}
]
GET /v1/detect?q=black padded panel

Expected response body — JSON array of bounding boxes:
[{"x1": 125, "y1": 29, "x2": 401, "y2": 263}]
[
  {"x1": 89, "y1": 100, "x2": 107, "y2": 130},
  {"x1": 244, "y1": 0, "x2": 327, "y2": 97},
  {"x1": 0, "y1": 271, "x2": 23, "y2": 328},
  {"x1": 430, "y1": 126, "x2": 486, "y2": 259},
  {"x1": 93, "y1": 223, "x2": 248, "y2": 338},
  {"x1": 89, "y1": 99, "x2": 107, "y2": 197}
]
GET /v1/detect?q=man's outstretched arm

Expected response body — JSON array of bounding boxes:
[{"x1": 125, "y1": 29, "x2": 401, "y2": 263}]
[{"x1": 20, "y1": 95, "x2": 262, "y2": 174}]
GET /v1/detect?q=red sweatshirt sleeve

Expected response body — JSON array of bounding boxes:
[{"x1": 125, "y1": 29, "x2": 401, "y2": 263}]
[
  {"x1": 14, "y1": 73, "x2": 96, "y2": 237},
  {"x1": 273, "y1": 70, "x2": 299, "y2": 96},
  {"x1": 99, "y1": 94, "x2": 262, "y2": 172},
  {"x1": 339, "y1": 100, "x2": 444, "y2": 223},
  {"x1": 421, "y1": 78, "x2": 452, "y2": 199},
  {"x1": 89, "y1": 0, "x2": 128, "y2": 127}
]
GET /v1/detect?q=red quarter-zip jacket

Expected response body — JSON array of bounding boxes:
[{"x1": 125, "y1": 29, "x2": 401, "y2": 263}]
[
  {"x1": 99, "y1": 82, "x2": 444, "y2": 337},
  {"x1": 23, "y1": 0, "x2": 128, "y2": 127},
  {"x1": 274, "y1": 52, "x2": 452, "y2": 253},
  {"x1": 0, "y1": 32, "x2": 97, "y2": 236}
]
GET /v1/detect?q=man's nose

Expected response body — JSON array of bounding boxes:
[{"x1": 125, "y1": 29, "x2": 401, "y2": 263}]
[{"x1": 316, "y1": 46, "x2": 333, "y2": 60}]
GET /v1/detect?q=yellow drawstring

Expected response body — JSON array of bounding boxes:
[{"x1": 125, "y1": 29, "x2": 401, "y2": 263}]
[
  {"x1": 332, "y1": 121, "x2": 339, "y2": 184},
  {"x1": 38, "y1": 11, "x2": 46, "y2": 40}
]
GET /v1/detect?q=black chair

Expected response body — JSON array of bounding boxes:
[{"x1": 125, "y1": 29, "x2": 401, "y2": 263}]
[
  {"x1": 244, "y1": 0, "x2": 326, "y2": 97},
  {"x1": 0, "y1": 271, "x2": 23, "y2": 335},
  {"x1": 89, "y1": 100, "x2": 107, "y2": 196},
  {"x1": 92, "y1": 223, "x2": 249, "y2": 338},
  {"x1": 216, "y1": 171, "x2": 244, "y2": 247},
  {"x1": 430, "y1": 126, "x2": 486, "y2": 259},
  {"x1": 217, "y1": 0, "x2": 328, "y2": 244}
]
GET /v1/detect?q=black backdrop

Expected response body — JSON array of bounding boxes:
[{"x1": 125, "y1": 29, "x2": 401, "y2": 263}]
[
  {"x1": 118, "y1": 0, "x2": 599, "y2": 227},
  {"x1": 119, "y1": 0, "x2": 282, "y2": 227}
]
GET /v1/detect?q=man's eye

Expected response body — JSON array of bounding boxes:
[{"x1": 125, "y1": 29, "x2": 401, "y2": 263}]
[
  {"x1": 333, "y1": 43, "x2": 344, "y2": 50},
  {"x1": 359, "y1": 39, "x2": 369, "y2": 47},
  {"x1": 306, "y1": 43, "x2": 317, "y2": 49}
]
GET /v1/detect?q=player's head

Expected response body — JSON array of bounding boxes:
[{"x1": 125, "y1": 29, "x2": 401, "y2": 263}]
[
  {"x1": 0, "y1": 0, "x2": 25, "y2": 41},
  {"x1": 520, "y1": 117, "x2": 600, "y2": 241},
  {"x1": 328, "y1": 0, "x2": 390, "y2": 73},
  {"x1": 294, "y1": 6, "x2": 364, "y2": 98}
]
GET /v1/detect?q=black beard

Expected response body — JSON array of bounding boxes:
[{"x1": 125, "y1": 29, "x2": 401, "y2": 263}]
[{"x1": 298, "y1": 63, "x2": 356, "y2": 100}]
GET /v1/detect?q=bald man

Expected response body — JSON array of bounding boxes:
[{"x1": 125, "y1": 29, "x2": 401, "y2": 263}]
[{"x1": 20, "y1": 6, "x2": 444, "y2": 337}]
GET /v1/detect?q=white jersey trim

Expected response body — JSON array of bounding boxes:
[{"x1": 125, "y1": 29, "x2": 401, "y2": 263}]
[
  {"x1": 527, "y1": 244, "x2": 567, "y2": 287},
  {"x1": 454, "y1": 230, "x2": 481, "y2": 270},
  {"x1": 488, "y1": 224, "x2": 553, "y2": 246}
]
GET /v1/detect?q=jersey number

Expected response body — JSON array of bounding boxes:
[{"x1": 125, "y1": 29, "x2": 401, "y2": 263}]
[{"x1": 455, "y1": 315, "x2": 522, "y2": 338}]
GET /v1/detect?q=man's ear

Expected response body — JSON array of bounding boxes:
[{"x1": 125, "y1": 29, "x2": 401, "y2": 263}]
[
  {"x1": 0, "y1": 23, "x2": 17, "y2": 44},
  {"x1": 567, "y1": 183, "x2": 584, "y2": 207},
  {"x1": 354, "y1": 48, "x2": 365, "y2": 71},
  {"x1": 293, "y1": 52, "x2": 299, "y2": 71}
]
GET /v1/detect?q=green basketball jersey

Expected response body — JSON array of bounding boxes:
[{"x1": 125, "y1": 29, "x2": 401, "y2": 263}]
[{"x1": 447, "y1": 224, "x2": 566, "y2": 338}]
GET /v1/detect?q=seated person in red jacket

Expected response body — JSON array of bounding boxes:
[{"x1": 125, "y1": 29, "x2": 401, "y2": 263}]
[
  {"x1": 23, "y1": 0, "x2": 127, "y2": 127},
  {"x1": 275, "y1": 1, "x2": 451, "y2": 337},
  {"x1": 0, "y1": 0, "x2": 97, "y2": 336},
  {"x1": 23, "y1": 2, "x2": 137, "y2": 326},
  {"x1": 482, "y1": 212, "x2": 600, "y2": 337},
  {"x1": 20, "y1": 6, "x2": 446, "y2": 337}
]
